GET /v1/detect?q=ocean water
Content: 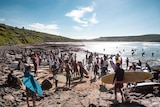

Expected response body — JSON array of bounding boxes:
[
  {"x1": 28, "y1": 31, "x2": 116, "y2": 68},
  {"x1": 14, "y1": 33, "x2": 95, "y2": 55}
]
[{"x1": 75, "y1": 42, "x2": 160, "y2": 67}]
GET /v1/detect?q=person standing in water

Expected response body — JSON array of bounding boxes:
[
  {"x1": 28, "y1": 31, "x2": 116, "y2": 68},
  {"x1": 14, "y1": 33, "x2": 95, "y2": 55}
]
[
  {"x1": 113, "y1": 63, "x2": 125, "y2": 102},
  {"x1": 126, "y1": 57, "x2": 129, "y2": 70},
  {"x1": 145, "y1": 63, "x2": 151, "y2": 72}
]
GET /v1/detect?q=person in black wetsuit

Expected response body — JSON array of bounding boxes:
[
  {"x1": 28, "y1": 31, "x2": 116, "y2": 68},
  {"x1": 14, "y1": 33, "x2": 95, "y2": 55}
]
[
  {"x1": 145, "y1": 63, "x2": 151, "y2": 72},
  {"x1": 7, "y1": 70, "x2": 18, "y2": 87}
]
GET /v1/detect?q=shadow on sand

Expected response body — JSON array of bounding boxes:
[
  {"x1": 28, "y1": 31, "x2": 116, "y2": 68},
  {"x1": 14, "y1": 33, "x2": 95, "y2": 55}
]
[
  {"x1": 99, "y1": 84, "x2": 114, "y2": 93},
  {"x1": 109, "y1": 100, "x2": 146, "y2": 107},
  {"x1": 70, "y1": 79, "x2": 87, "y2": 89},
  {"x1": 0, "y1": 83, "x2": 21, "y2": 89},
  {"x1": 99, "y1": 84, "x2": 108, "y2": 92},
  {"x1": 88, "y1": 101, "x2": 146, "y2": 107}
]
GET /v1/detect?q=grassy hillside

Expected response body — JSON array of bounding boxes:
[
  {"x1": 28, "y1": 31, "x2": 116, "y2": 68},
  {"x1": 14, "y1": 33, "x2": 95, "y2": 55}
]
[
  {"x1": 0, "y1": 23, "x2": 159, "y2": 46},
  {"x1": 0, "y1": 23, "x2": 76, "y2": 45},
  {"x1": 92, "y1": 34, "x2": 160, "y2": 42}
]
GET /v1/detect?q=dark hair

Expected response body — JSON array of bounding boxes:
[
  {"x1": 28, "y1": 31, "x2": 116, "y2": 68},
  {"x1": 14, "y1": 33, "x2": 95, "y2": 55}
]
[
  {"x1": 25, "y1": 66, "x2": 31, "y2": 71},
  {"x1": 10, "y1": 70, "x2": 13, "y2": 73}
]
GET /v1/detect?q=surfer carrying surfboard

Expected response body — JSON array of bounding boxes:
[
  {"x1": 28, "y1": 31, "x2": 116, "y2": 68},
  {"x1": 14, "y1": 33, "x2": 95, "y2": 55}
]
[
  {"x1": 24, "y1": 66, "x2": 36, "y2": 107},
  {"x1": 113, "y1": 63, "x2": 125, "y2": 102}
]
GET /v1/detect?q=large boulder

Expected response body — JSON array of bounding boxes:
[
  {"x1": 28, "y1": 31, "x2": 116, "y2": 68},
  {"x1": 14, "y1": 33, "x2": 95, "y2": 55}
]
[{"x1": 3, "y1": 94, "x2": 15, "y2": 101}]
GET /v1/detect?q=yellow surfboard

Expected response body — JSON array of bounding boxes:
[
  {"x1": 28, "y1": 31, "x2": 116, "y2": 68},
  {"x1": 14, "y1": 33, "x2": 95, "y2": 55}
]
[{"x1": 101, "y1": 71, "x2": 153, "y2": 84}]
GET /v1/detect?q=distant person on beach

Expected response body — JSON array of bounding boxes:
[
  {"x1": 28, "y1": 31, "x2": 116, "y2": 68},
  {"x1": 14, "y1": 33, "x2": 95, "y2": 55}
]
[
  {"x1": 78, "y1": 61, "x2": 88, "y2": 79},
  {"x1": 93, "y1": 62, "x2": 99, "y2": 77},
  {"x1": 79, "y1": 62, "x2": 84, "y2": 79},
  {"x1": 65, "y1": 63, "x2": 72, "y2": 87},
  {"x1": 120, "y1": 57, "x2": 122, "y2": 66},
  {"x1": 88, "y1": 53, "x2": 93, "y2": 64},
  {"x1": 142, "y1": 52, "x2": 145, "y2": 57},
  {"x1": 74, "y1": 53, "x2": 77, "y2": 61},
  {"x1": 24, "y1": 66, "x2": 36, "y2": 107},
  {"x1": 87, "y1": 53, "x2": 93, "y2": 71},
  {"x1": 127, "y1": 62, "x2": 137, "y2": 87},
  {"x1": 17, "y1": 59, "x2": 25, "y2": 72},
  {"x1": 7, "y1": 70, "x2": 19, "y2": 87},
  {"x1": 137, "y1": 60, "x2": 142, "y2": 67},
  {"x1": 115, "y1": 54, "x2": 120, "y2": 64},
  {"x1": 31, "y1": 53, "x2": 38, "y2": 76},
  {"x1": 101, "y1": 56, "x2": 108, "y2": 75},
  {"x1": 145, "y1": 63, "x2": 151, "y2": 72},
  {"x1": 131, "y1": 49, "x2": 135, "y2": 56},
  {"x1": 72, "y1": 60, "x2": 78, "y2": 77},
  {"x1": 126, "y1": 57, "x2": 129, "y2": 70},
  {"x1": 85, "y1": 53, "x2": 88, "y2": 61},
  {"x1": 96, "y1": 56, "x2": 100, "y2": 64},
  {"x1": 113, "y1": 63, "x2": 125, "y2": 102},
  {"x1": 129, "y1": 62, "x2": 136, "y2": 71},
  {"x1": 51, "y1": 64, "x2": 59, "y2": 88}
]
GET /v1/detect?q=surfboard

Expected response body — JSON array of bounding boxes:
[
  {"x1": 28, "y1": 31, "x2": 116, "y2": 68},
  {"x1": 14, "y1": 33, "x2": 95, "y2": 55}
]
[
  {"x1": 22, "y1": 76, "x2": 43, "y2": 95},
  {"x1": 132, "y1": 82, "x2": 160, "y2": 87},
  {"x1": 77, "y1": 61, "x2": 88, "y2": 75},
  {"x1": 82, "y1": 66, "x2": 88, "y2": 75},
  {"x1": 142, "y1": 67, "x2": 151, "y2": 72},
  {"x1": 136, "y1": 66, "x2": 141, "y2": 69},
  {"x1": 143, "y1": 69, "x2": 150, "y2": 72},
  {"x1": 54, "y1": 74, "x2": 66, "y2": 83},
  {"x1": 110, "y1": 60, "x2": 116, "y2": 71},
  {"x1": 101, "y1": 71, "x2": 153, "y2": 84}
]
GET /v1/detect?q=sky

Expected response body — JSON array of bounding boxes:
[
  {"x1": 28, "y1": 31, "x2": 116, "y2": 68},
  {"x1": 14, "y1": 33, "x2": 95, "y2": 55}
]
[{"x1": 0, "y1": 0, "x2": 160, "y2": 39}]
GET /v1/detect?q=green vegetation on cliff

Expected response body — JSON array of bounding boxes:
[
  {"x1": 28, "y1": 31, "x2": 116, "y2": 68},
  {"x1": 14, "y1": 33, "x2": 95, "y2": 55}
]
[{"x1": 0, "y1": 23, "x2": 76, "y2": 45}]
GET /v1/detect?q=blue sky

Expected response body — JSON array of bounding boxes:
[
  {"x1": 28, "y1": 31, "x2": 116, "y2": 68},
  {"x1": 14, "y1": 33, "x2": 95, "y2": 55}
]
[{"x1": 0, "y1": 0, "x2": 160, "y2": 39}]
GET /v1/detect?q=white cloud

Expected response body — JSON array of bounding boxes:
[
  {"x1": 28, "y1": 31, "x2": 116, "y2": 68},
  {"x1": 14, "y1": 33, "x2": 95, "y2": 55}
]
[
  {"x1": 73, "y1": 26, "x2": 82, "y2": 31},
  {"x1": 89, "y1": 13, "x2": 98, "y2": 24},
  {"x1": 65, "y1": 5, "x2": 98, "y2": 27},
  {"x1": 26, "y1": 23, "x2": 60, "y2": 35},
  {"x1": 29, "y1": 23, "x2": 58, "y2": 30},
  {"x1": 0, "y1": 18, "x2": 5, "y2": 22}
]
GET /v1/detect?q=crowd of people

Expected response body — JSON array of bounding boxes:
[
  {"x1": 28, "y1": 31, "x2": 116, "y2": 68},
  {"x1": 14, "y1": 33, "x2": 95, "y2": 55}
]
[{"x1": 2, "y1": 46, "x2": 154, "y2": 106}]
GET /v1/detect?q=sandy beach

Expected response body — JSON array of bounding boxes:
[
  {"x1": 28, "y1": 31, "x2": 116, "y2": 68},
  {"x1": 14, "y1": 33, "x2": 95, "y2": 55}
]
[{"x1": 0, "y1": 42, "x2": 160, "y2": 107}]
